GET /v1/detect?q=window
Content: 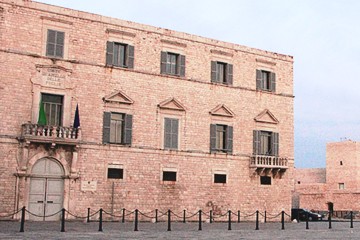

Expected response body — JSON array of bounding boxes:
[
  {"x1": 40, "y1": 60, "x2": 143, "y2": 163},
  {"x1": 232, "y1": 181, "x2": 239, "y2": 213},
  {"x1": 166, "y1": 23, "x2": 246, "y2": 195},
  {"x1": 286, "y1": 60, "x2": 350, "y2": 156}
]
[
  {"x1": 210, "y1": 124, "x2": 233, "y2": 153},
  {"x1": 107, "y1": 168, "x2": 124, "y2": 179},
  {"x1": 160, "y1": 51, "x2": 185, "y2": 77},
  {"x1": 340, "y1": 161, "x2": 343, "y2": 165},
  {"x1": 103, "y1": 112, "x2": 132, "y2": 145},
  {"x1": 339, "y1": 183, "x2": 345, "y2": 189},
  {"x1": 214, "y1": 174, "x2": 227, "y2": 184},
  {"x1": 164, "y1": 118, "x2": 179, "y2": 150},
  {"x1": 253, "y1": 130, "x2": 279, "y2": 156},
  {"x1": 41, "y1": 93, "x2": 63, "y2": 126},
  {"x1": 163, "y1": 171, "x2": 177, "y2": 181},
  {"x1": 211, "y1": 61, "x2": 233, "y2": 85},
  {"x1": 256, "y1": 69, "x2": 276, "y2": 92},
  {"x1": 106, "y1": 41, "x2": 134, "y2": 68},
  {"x1": 260, "y1": 176, "x2": 271, "y2": 185},
  {"x1": 46, "y1": 29, "x2": 65, "y2": 58}
]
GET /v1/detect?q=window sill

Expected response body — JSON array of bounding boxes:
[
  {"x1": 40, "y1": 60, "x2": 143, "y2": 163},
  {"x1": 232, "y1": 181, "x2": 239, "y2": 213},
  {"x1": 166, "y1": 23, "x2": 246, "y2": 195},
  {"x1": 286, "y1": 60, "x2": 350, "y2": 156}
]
[{"x1": 105, "y1": 64, "x2": 129, "y2": 69}]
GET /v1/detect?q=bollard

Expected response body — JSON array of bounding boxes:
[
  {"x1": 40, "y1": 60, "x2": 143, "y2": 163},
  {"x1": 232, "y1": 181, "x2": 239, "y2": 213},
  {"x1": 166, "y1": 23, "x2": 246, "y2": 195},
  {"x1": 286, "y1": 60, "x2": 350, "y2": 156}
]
[
  {"x1": 306, "y1": 211, "x2": 309, "y2": 229},
  {"x1": 264, "y1": 211, "x2": 267, "y2": 223},
  {"x1": 210, "y1": 210, "x2": 213, "y2": 224},
  {"x1": 61, "y1": 208, "x2": 66, "y2": 232},
  {"x1": 134, "y1": 209, "x2": 139, "y2": 231},
  {"x1": 198, "y1": 210, "x2": 202, "y2": 231},
  {"x1": 228, "y1": 210, "x2": 232, "y2": 231},
  {"x1": 87, "y1": 208, "x2": 90, "y2": 223},
  {"x1": 155, "y1": 209, "x2": 158, "y2": 223},
  {"x1": 183, "y1": 209, "x2": 186, "y2": 223},
  {"x1": 255, "y1": 210, "x2": 259, "y2": 230},
  {"x1": 98, "y1": 208, "x2": 103, "y2": 232},
  {"x1": 167, "y1": 210, "x2": 171, "y2": 231},
  {"x1": 281, "y1": 211, "x2": 285, "y2": 230},
  {"x1": 20, "y1": 206, "x2": 25, "y2": 232},
  {"x1": 238, "y1": 210, "x2": 240, "y2": 223},
  {"x1": 122, "y1": 208, "x2": 125, "y2": 223},
  {"x1": 350, "y1": 211, "x2": 353, "y2": 229},
  {"x1": 328, "y1": 211, "x2": 332, "y2": 229}
]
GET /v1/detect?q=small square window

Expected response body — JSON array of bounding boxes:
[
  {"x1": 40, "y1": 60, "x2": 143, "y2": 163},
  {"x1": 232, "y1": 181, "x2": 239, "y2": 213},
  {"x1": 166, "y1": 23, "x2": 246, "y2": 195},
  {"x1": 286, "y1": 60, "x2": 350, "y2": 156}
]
[
  {"x1": 107, "y1": 168, "x2": 123, "y2": 179},
  {"x1": 163, "y1": 171, "x2": 177, "y2": 181},
  {"x1": 260, "y1": 176, "x2": 271, "y2": 185},
  {"x1": 340, "y1": 161, "x2": 343, "y2": 165},
  {"x1": 339, "y1": 183, "x2": 345, "y2": 189},
  {"x1": 214, "y1": 174, "x2": 227, "y2": 184}
]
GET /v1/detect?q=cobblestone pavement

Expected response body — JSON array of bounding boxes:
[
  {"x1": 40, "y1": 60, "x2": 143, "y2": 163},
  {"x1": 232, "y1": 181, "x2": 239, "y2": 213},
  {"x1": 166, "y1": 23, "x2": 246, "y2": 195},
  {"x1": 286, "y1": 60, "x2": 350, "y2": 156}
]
[{"x1": 1, "y1": 221, "x2": 360, "y2": 239}]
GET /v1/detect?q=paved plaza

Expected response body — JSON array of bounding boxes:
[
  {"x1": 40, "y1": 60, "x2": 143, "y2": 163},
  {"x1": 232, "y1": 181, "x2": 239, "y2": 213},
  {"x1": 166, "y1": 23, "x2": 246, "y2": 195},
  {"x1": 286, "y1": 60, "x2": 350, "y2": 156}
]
[{"x1": 0, "y1": 220, "x2": 359, "y2": 239}]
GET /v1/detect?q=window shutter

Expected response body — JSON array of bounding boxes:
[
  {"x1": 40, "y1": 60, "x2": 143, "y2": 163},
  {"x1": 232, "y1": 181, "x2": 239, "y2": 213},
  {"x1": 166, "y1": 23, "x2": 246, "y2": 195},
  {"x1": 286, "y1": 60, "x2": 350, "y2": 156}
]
[
  {"x1": 164, "y1": 118, "x2": 171, "y2": 149},
  {"x1": 227, "y1": 64, "x2": 233, "y2": 85},
  {"x1": 211, "y1": 61, "x2": 217, "y2": 82},
  {"x1": 106, "y1": 41, "x2": 114, "y2": 66},
  {"x1": 270, "y1": 72, "x2": 276, "y2": 92},
  {"x1": 171, "y1": 119, "x2": 179, "y2": 149},
  {"x1": 55, "y1": 31, "x2": 64, "y2": 58},
  {"x1": 102, "y1": 112, "x2": 111, "y2": 144},
  {"x1": 272, "y1": 132, "x2": 279, "y2": 156},
  {"x1": 226, "y1": 126, "x2": 233, "y2": 153},
  {"x1": 127, "y1": 45, "x2": 134, "y2": 69},
  {"x1": 46, "y1": 30, "x2": 56, "y2": 56},
  {"x1": 210, "y1": 124, "x2": 217, "y2": 152},
  {"x1": 160, "y1": 51, "x2": 167, "y2": 74},
  {"x1": 179, "y1": 55, "x2": 186, "y2": 77},
  {"x1": 253, "y1": 130, "x2": 260, "y2": 155},
  {"x1": 256, "y1": 70, "x2": 262, "y2": 90},
  {"x1": 123, "y1": 114, "x2": 133, "y2": 145}
]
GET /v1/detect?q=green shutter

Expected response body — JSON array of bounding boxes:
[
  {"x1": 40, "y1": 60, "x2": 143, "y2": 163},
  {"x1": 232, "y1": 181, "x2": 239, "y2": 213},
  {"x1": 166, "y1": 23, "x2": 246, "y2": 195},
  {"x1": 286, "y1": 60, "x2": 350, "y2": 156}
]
[
  {"x1": 210, "y1": 124, "x2": 217, "y2": 152},
  {"x1": 160, "y1": 51, "x2": 167, "y2": 74},
  {"x1": 253, "y1": 130, "x2": 260, "y2": 155},
  {"x1": 123, "y1": 114, "x2": 133, "y2": 145},
  {"x1": 272, "y1": 132, "x2": 279, "y2": 156},
  {"x1": 270, "y1": 72, "x2": 276, "y2": 92},
  {"x1": 106, "y1": 41, "x2": 114, "y2": 66},
  {"x1": 127, "y1": 45, "x2": 134, "y2": 69},
  {"x1": 103, "y1": 112, "x2": 111, "y2": 144},
  {"x1": 226, "y1": 126, "x2": 233, "y2": 153},
  {"x1": 256, "y1": 70, "x2": 262, "y2": 90},
  {"x1": 211, "y1": 61, "x2": 217, "y2": 82},
  {"x1": 179, "y1": 55, "x2": 186, "y2": 77},
  {"x1": 227, "y1": 64, "x2": 233, "y2": 85}
]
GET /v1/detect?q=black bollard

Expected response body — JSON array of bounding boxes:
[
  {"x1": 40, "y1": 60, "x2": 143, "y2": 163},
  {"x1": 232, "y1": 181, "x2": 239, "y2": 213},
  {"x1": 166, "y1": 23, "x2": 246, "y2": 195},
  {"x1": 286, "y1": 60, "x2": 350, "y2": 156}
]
[
  {"x1": 281, "y1": 211, "x2": 285, "y2": 230},
  {"x1": 61, "y1": 208, "x2": 66, "y2": 232},
  {"x1": 122, "y1": 208, "x2": 125, "y2": 223},
  {"x1": 198, "y1": 210, "x2": 202, "y2": 231},
  {"x1": 155, "y1": 209, "x2": 158, "y2": 223},
  {"x1": 350, "y1": 211, "x2": 353, "y2": 229},
  {"x1": 264, "y1": 211, "x2": 267, "y2": 223},
  {"x1": 167, "y1": 210, "x2": 171, "y2": 231},
  {"x1": 238, "y1": 210, "x2": 240, "y2": 223},
  {"x1": 228, "y1": 210, "x2": 232, "y2": 230},
  {"x1": 255, "y1": 210, "x2": 259, "y2": 230},
  {"x1": 328, "y1": 211, "x2": 332, "y2": 229},
  {"x1": 134, "y1": 209, "x2": 138, "y2": 231},
  {"x1": 87, "y1": 208, "x2": 90, "y2": 223},
  {"x1": 20, "y1": 206, "x2": 25, "y2": 232},
  {"x1": 210, "y1": 210, "x2": 213, "y2": 223},
  {"x1": 98, "y1": 208, "x2": 103, "y2": 232},
  {"x1": 183, "y1": 209, "x2": 186, "y2": 223},
  {"x1": 306, "y1": 211, "x2": 309, "y2": 229}
]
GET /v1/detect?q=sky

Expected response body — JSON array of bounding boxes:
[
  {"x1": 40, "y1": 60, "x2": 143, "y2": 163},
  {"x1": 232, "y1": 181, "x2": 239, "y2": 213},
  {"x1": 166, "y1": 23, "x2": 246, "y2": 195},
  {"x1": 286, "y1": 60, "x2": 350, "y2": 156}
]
[{"x1": 35, "y1": 0, "x2": 360, "y2": 169}]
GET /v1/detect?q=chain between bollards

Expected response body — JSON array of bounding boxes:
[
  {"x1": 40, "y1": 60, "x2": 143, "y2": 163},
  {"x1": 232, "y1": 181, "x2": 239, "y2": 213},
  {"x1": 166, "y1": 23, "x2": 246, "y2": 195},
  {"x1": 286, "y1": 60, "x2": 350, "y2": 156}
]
[
  {"x1": 134, "y1": 209, "x2": 139, "y2": 231},
  {"x1": 19, "y1": 206, "x2": 25, "y2": 232},
  {"x1": 198, "y1": 210, "x2": 202, "y2": 231},
  {"x1": 281, "y1": 211, "x2": 285, "y2": 230},
  {"x1": 61, "y1": 208, "x2": 66, "y2": 232},
  {"x1": 228, "y1": 210, "x2": 232, "y2": 230},
  {"x1": 98, "y1": 208, "x2": 103, "y2": 232},
  {"x1": 167, "y1": 209, "x2": 171, "y2": 231},
  {"x1": 255, "y1": 210, "x2": 259, "y2": 230}
]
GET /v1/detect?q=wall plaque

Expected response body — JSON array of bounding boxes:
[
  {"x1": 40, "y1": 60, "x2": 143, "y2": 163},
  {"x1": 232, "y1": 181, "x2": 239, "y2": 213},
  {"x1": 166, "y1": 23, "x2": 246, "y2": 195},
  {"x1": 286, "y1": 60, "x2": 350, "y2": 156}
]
[{"x1": 81, "y1": 180, "x2": 97, "y2": 192}]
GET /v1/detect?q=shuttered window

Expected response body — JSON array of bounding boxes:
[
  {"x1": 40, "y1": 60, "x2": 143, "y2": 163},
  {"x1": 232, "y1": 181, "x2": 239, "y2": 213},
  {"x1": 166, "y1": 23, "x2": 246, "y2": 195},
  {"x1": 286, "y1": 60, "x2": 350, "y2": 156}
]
[
  {"x1": 214, "y1": 174, "x2": 227, "y2": 184},
  {"x1": 46, "y1": 29, "x2": 64, "y2": 58},
  {"x1": 256, "y1": 69, "x2": 276, "y2": 92},
  {"x1": 253, "y1": 130, "x2": 279, "y2": 156},
  {"x1": 211, "y1": 61, "x2": 233, "y2": 85},
  {"x1": 103, "y1": 112, "x2": 132, "y2": 145},
  {"x1": 106, "y1": 41, "x2": 134, "y2": 68},
  {"x1": 163, "y1": 171, "x2": 177, "y2": 181},
  {"x1": 160, "y1": 51, "x2": 185, "y2": 77},
  {"x1": 164, "y1": 118, "x2": 179, "y2": 150},
  {"x1": 210, "y1": 124, "x2": 233, "y2": 153}
]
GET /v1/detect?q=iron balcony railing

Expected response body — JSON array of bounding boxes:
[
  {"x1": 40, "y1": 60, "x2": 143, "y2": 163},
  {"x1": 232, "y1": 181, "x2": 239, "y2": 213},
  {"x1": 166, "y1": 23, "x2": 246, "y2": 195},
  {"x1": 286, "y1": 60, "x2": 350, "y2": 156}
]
[{"x1": 250, "y1": 155, "x2": 288, "y2": 169}]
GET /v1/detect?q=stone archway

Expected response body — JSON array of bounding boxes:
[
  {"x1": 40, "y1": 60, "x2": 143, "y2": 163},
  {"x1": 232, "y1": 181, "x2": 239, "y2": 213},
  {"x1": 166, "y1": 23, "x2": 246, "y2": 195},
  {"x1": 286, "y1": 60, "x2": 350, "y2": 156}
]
[{"x1": 28, "y1": 157, "x2": 64, "y2": 221}]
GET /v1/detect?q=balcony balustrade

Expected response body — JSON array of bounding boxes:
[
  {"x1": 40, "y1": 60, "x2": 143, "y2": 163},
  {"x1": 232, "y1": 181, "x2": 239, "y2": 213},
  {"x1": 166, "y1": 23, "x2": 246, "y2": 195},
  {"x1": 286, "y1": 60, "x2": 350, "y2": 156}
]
[{"x1": 250, "y1": 155, "x2": 288, "y2": 169}]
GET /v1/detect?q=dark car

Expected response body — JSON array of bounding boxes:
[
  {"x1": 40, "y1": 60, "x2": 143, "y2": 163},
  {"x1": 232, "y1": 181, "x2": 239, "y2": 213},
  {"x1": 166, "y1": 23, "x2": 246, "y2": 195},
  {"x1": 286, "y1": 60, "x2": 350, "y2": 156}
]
[{"x1": 291, "y1": 208, "x2": 323, "y2": 221}]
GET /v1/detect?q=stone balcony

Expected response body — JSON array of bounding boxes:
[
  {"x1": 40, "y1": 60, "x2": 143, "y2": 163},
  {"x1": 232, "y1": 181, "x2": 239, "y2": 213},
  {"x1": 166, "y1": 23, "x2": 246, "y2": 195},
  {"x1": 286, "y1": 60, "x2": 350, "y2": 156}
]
[
  {"x1": 20, "y1": 123, "x2": 81, "y2": 145},
  {"x1": 250, "y1": 155, "x2": 288, "y2": 173}
]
